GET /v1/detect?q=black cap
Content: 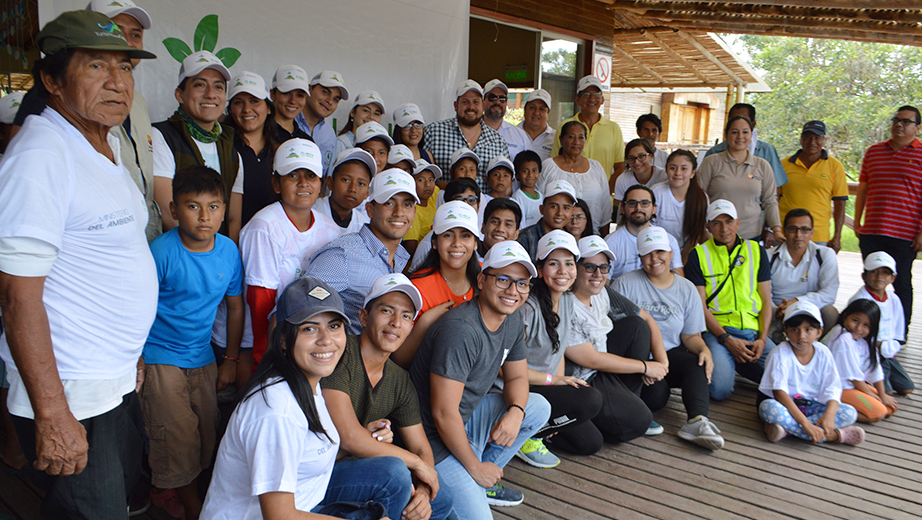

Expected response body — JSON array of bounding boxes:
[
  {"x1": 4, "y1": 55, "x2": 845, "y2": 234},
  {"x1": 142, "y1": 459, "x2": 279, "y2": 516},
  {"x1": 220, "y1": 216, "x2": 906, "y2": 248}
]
[
  {"x1": 276, "y1": 277, "x2": 350, "y2": 327},
  {"x1": 802, "y1": 120, "x2": 826, "y2": 136}
]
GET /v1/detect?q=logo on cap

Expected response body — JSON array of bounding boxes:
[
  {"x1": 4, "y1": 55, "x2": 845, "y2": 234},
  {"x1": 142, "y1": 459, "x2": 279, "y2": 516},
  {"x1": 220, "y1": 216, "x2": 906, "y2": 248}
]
[
  {"x1": 309, "y1": 286, "x2": 331, "y2": 300},
  {"x1": 384, "y1": 176, "x2": 397, "y2": 186},
  {"x1": 108, "y1": 1, "x2": 124, "y2": 6},
  {"x1": 503, "y1": 248, "x2": 517, "y2": 257},
  {"x1": 385, "y1": 278, "x2": 397, "y2": 285},
  {"x1": 286, "y1": 148, "x2": 298, "y2": 159},
  {"x1": 445, "y1": 211, "x2": 457, "y2": 220},
  {"x1": 234, "y1": 79, "x2": 244, "y2": 87},
  {"x1": 98, "y1": 21, "x2": 117, "y2": 33},
  {"x1": 644, "y1": 236, "x2": 653, "y2": 242}
]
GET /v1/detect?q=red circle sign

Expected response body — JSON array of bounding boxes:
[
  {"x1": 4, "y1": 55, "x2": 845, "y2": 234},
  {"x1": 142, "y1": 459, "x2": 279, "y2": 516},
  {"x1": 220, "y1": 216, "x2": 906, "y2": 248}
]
[{"x1": 595, "y1": 56, "x2": 610, "y2": 84}]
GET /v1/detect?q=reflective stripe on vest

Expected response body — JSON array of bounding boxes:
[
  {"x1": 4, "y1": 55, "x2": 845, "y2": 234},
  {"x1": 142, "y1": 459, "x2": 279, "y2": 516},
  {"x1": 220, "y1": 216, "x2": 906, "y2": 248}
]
[{"x1": 695, "y1": 237, "x2": 761, "y2": 331}]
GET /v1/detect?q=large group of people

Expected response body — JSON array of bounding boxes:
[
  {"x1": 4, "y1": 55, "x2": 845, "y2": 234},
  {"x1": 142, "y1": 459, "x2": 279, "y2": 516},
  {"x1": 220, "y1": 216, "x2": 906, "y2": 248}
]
[{"x1": 0, "y1": 4, "x2": 920, "y2": 520}]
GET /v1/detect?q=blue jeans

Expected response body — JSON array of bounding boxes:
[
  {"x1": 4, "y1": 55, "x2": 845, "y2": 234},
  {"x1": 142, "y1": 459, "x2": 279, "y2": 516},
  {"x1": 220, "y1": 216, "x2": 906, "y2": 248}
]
[
  {"x1": 434, "y1": 393, "x2": 551, "y2": 520},
  {"x1": 759, "y1": 399, "x2": 857, "y2": 442},
  {"x1": 704, "y1": 327, "x2": 776, "y2": 401},
  {"x1": 317, "y1": 457, "x2": 412, "y2": 519}
]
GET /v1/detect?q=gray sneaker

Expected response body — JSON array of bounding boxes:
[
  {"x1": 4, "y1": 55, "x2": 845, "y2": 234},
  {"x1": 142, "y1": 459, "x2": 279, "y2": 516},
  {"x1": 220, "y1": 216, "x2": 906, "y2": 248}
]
[
  {"x1": 515, "y1": 437, "x2": 560, "y2": 468},
  {"x1": 485, "y1": 484, "x2": 524, "y2": 506},
  {"x1": 678, "y1": 417, "x2": 724, "y2": 451}
]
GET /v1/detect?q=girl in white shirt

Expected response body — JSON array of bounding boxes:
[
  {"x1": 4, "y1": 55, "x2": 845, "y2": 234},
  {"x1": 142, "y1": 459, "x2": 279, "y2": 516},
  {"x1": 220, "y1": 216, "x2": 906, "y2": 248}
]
[{"x1": 650, "y1": 150, "x2": 709, "y2": 263}]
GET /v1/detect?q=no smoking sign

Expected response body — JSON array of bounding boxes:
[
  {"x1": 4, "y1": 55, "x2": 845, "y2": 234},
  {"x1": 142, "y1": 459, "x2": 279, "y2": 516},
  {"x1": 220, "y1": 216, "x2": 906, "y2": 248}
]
[{"x1": 593, "y1": 53, "x2": 612, "y2": 91}]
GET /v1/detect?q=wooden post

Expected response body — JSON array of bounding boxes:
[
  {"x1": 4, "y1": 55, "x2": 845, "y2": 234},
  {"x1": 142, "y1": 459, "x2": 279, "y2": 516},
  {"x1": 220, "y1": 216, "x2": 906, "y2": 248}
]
[
  {"x1": 736, "y1": 84, "x2": 745, "y2": 104},
  {"x1": 725, "y1": 84, "x2": 735, "y2": 122}
]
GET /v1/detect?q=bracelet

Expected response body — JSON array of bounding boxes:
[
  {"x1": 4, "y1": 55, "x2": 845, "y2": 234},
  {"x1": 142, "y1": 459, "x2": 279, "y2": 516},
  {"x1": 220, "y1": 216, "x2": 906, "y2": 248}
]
[
  {"x1": 545, "y1": 373, "x2": 554, "y2": 386},
  {"x1": 507, "y1": 403, "x2": 526, "y2": 418},
  {"x1": 223, "y1": 355, "x2": 240, "y2": 363},
  {"x1": 641, "y1": 360, "x2": 647, "y2": 375}
]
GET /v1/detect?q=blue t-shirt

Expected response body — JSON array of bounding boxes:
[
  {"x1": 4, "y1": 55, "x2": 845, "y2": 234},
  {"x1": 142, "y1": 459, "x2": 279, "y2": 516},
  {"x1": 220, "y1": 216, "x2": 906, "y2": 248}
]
[{"x1": 144, "y1": 228, "x2": 244, "y2": 368}]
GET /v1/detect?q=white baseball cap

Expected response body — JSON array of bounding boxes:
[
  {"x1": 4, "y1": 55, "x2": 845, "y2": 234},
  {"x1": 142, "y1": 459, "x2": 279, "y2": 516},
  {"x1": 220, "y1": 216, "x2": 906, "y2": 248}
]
[
  {"x1": 864, "y1": 251, "x2": 897, "y2": 274},
  {"x1": 783, "y1": 300, "x2": 823, "y2": 324},
  {"x1": 370, "y1": 169, "x2": 420, "y2": 204},
  {"x1": 0, "y1": 91, "x2": 24, "y2": 125},
  {"x1": 455, "y1": 79, "x2": 483, "y2": 99},
  {"x1": 578, "y1": 235, "x2": 615, "y2": 262},
  {"x1": 537, "y1": 230, "x2": 580, "y2": 261},
  {"x1": 272, "y1": 65, "x2": 309, "y2": 93},
  {"x1": 309, "y1": 70, "x2": 349, "y2": 100},
  {"x1": 482, "y1": 240, "x2": 538, "y2": 278},
  {"x1": 363, "y1": 273, "x2": 423, "y2": 320},
  {"x1": 178, "y1": 50, "x2": 230, "y2": 85},
  {"x1": 275, "y1": 138, "x2": 323, "y2": 176},
  {"x1": 525, "y1": 89, "x2": 551, "y2": 109},
  {"x1": 543, "y1": 180, "x2": 578, "y2": 204},
  {"x1": 388, "y1": 145, "x2": 415, "y2": 168},
  {"x1": 706, "y1": 199, "x2": 739, "y2": 222},
  {"x1": 88, "y1": 0, "x2": 152, "y2": 29},
  {"x1": 433, "y1": 200, "x2": 480, "y2": 236},
  {"x1": 228, "y1": 71, "x2": 271, "y2": 102},
  {"x1": 353, "y1": 90, "x2": 385, "y2": 112},
  {"x1": 484, "y1": 79, "x2": 508, "y2": 96},
  {"x1": 577, "y1": 75, "x2": 604, "y2": 95},
  {"x1": 637, "y1": 226, "x2": 672, "y2": 257},
  {"x1": 332, "y1": 148, "x2": 376, "y2": 178},
  {"x1": 413, "y1": 159, "x2": 442, "y2": 179},
  {"x1": 449, "y1": 147, "x2": 480, "y2": 170},
  {"x1": 354, "y1": 121, "x2": 394, "y2": 146},
  {"x1": 487, "y1": 155, "x2": 514, "y2": 175},
  {"x1": 393, "y1": 103, "x2": 424, "y2": 128}
]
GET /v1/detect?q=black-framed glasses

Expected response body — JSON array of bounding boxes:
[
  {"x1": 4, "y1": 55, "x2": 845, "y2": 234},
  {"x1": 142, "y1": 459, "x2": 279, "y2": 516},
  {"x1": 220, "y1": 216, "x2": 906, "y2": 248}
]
[
  {"x1": 452, "y1": 195, "x2": 480, "y2": 205},
  {"x1": 485, "y1": 273, "x2": 532, "y2": 293},
  {"x1": 580, "y1": 262, "x2": 611, "y2": 274},
  {"x1": 486, "y1": 94, "x2": 507, "y2": 103},
  {"x1": 626, "y1": 153, "x2": 651, "y2": 163},
  {"x1": 785, "y1": 225, "x2": 813, "y2": 234},
  {"x1": 623, "y1": 200, "x2": 653, "y2": 209},
  {"x1": 891, "y1": 117, "x2": 918, "y2": 126}
]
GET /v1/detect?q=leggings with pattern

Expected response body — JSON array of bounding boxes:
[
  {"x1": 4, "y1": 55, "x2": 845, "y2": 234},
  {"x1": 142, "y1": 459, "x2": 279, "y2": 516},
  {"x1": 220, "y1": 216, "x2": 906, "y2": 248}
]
[{"x1": 758, "y1": 399, "x2": 857, "y2": 442}]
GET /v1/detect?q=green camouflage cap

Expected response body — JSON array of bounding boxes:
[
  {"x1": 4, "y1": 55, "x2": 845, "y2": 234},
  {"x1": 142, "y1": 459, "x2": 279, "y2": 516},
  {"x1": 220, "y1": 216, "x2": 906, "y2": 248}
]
[{"x1": 37, "y1": 10, "x2": 156, "y2": 59}]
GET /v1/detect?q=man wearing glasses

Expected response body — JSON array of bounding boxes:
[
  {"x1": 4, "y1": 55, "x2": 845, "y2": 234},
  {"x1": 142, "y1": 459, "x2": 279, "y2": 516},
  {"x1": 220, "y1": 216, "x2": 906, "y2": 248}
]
[
  {"x1": 409, "y1": 241, "x2": 551, "y2": 518},
  {"x1": 854, "y1": 105, "x2": 922, "y2": 334},
  {"x1": 482, "y1": 79, "x2": 529, "y2": 163},
  {"x1": 766, "y1": 209, "x2": 840, "y2": 341},
  {"x1": 552, "y1": 75, "x2": 626, "y2": 182},
  {"x1": 605, "y1": 185, "x2": 683, "y2": 280}
]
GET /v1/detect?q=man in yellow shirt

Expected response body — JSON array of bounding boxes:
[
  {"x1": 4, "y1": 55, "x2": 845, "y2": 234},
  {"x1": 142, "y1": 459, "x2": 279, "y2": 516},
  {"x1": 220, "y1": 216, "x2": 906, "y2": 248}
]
[{"x1": 779, "y1": 120, "x2": 849, "y2": 252}]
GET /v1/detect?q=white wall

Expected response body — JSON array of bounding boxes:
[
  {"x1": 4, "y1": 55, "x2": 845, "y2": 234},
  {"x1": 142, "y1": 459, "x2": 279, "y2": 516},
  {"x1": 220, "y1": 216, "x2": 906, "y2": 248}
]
[{"x1": 39, "y1": 0, "x2": 470, "y2": 126}]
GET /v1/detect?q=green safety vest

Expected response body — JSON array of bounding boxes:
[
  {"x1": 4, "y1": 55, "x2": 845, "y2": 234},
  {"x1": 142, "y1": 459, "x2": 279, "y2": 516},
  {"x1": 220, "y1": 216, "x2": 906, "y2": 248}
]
[{"x1": 694, "y1": 237, "x2": 762, "y2": 331}]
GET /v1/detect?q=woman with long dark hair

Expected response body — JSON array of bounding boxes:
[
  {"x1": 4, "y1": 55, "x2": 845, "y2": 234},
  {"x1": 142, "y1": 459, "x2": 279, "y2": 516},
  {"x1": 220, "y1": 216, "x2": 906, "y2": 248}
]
[
  {"x1": 651, "y1": 149, "x2": 709, "y2": 263},
  {"x1": 392, "y1": 103, "x2": 433, "y2": 163}
]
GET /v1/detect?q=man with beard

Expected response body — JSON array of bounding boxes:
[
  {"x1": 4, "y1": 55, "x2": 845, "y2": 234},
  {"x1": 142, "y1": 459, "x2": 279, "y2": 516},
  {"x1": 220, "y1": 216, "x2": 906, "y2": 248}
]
[
  {"x1": 481, "y1": 79, "x2": 529, "y2": 162},
  {"x1": 605, "y1": 185, "x2": 683, "y2": 280},
  {"x1": 424, "y1": 80, "x2": 509, "y2": 193}
]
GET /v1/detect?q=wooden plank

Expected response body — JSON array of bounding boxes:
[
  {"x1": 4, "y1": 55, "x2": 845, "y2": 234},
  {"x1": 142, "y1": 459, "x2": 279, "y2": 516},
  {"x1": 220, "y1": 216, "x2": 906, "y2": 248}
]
[
  {"x1": 644, "y1": 10, "x2": 922, "y2": 37},
  {"x1": 609, "y1": 1, "x2": 922, "y2": 24},
  {"x1": 664, "y1": 19, "x2": 922, "y2": 46},
  {"x1": 674, "y1": 31, "x2": 746, "y2": 84}
]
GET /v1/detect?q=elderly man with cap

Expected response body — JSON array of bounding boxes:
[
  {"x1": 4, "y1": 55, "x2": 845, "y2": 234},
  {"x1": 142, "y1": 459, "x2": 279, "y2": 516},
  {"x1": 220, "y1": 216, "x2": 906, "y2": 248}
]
[
  {"x1": 0, "y1": 11, "x2": 157, "y2": 517},
  {"x1": 424, "y1": 79, "x2": 510, "y2": 193},
  {"x1": 482, "y1": 79, "x2": 529, "y2": 162},
  {"x1": 307, "y1": 169, "x2": 419, "y2": 334},
  {"x1": 552, "y1": 75, "x2": 626, "y2": 185},
  {"x1": 295, "y1": 70, "x2": 348, "y2": 175},
  {"x1": 520, "y1": 89, "x2": 555, "y2": 161},
  {"x1": 779, "y1": 120, "x2": 849, "y2": 253},
  {"x1": 409, "y1": 240, "x2": 551, "y2": 518},
  {"x1": 684, "y1": 199, "x2": 776, "y2": 401},
  {"x1": 152, "y1": 50, "x2": 244, "y2": 241}
]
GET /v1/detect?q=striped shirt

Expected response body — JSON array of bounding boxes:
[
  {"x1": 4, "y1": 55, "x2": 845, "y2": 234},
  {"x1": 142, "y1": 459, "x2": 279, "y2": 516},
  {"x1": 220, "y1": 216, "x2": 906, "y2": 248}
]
[
  {"x1": 423, "y1": 117, "x2": 510, "y2": 192},
  {"x1": 859, "y1": 138, "x2": 922, "y2": 241}
]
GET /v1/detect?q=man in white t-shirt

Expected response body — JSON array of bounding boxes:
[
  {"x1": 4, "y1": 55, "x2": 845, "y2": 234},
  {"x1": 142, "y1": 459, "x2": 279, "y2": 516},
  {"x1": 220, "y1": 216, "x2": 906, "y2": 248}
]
[
  {"x1": 518, "y1": 89, "x2": 555, "y2": 161},
  {"x1": 0, "y1": 12, "x2": 158, "y2": 517},
  {"x1": 482, "y1": 79, "x2": 530, "y2": 163},
  {"x1": 606, "y1": 185, "x2": 683, "y2": 280}
]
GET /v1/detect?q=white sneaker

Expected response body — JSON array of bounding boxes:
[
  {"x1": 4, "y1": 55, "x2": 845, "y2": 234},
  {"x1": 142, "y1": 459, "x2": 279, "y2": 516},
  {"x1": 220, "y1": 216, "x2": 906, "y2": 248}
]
[{"x1": 678, "y1": 417, "x2": 724, "y2": 451}]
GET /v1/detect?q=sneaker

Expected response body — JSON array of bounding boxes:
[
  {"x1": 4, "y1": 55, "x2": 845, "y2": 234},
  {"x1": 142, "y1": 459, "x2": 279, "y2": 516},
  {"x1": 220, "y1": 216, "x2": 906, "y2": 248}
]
[
  {"x1": 515, "y1": 438, "x2": 560, "y2": 468},
  {"x1": 763, "y1": 422, "x2": 787, "y2": 443},
  {"x1": 645, "y1": 420, "x2": 664, "y2": 436},
  {"x1": 150, "y1": 488, "x2": 185, "y2": 519},
  {"x1": 836, "y1": 426, "x2": 865, "y2": 446},
  {"x1": 485, "y1": 483, "x2": 524, "y2": 507},
  {"x1": 678, "y1": 417, "x2": 724, "y2": 451}
]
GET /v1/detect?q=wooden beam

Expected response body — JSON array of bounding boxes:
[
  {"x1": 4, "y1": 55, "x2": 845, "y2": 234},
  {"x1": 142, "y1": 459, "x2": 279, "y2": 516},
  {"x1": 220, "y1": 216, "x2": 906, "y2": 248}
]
[
  {"x1": 643, "y1": 10, "x2": 922, "y2": 37},
  {"x1": 642, "y1": 30, "x2": 711, "y2": 83},
  {"x1": 675, "y1": 31, "x2": 746, "y2": 84},
  {"x1": 610, "y1": 82, "x2": 735, "y2": 88},
  {"x1": 608, "y1": 1, "x2": 922, "y2": 24},
  {"x1": 665, "y1": 19, "x2": 922, "y2": 46},
  {"x1": 600, "y1": 0, "x2": 922, "y2": 9},
  {"x1": 610, "y1": 45, "x2": 667, "y2": 83}
]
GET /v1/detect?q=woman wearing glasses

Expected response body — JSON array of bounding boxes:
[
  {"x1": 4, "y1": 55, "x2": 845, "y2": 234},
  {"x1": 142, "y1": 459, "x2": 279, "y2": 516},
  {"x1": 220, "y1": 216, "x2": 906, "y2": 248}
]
[
  {"x1": 698, "y1": 115, "x2": 783, "y2": 246},
  {"x1": 393, "y1": 103, "x2": 433, "y2": 163},
  {"x1": 539, "y1": 121, "x2": 612, "y2": 235},
  {"x1": 562, "y1": 236, "x2": 669, "y2": 443},
  {"x1": 613, "y1": 138, "x2": 667, "y2": 203}
]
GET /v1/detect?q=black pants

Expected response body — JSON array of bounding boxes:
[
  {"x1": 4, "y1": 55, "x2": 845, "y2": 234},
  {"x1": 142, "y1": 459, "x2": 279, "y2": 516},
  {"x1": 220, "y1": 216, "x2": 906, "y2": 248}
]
[
  {"x1": 13, "y1": 392, "x2": 144, "y2": 520},
  {"x1": 640, "y1": 347, "x2": 710, "y2": 419},
  {"x1": 588, "y1": 315, "x2": 653, "y2": 444},
  {"x1": 859, "y1": 233, "x2": 915, "y2": 333},
  {"x1": 529, "y1": 384, "x2": 603, "y2": 456}
]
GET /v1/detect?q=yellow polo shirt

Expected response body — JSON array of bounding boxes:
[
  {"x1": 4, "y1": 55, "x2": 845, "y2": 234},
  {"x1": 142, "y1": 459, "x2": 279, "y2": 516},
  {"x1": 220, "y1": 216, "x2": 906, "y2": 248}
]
[
  {"x1": 404, "y1": 186, "x2": 440, "y2": 242},
  {"x1": 780, "y1": 150, "x2": 848, "y2": 242},
  {"x1": 552, "y1": 113, "x2": 625, "y2": 179}
]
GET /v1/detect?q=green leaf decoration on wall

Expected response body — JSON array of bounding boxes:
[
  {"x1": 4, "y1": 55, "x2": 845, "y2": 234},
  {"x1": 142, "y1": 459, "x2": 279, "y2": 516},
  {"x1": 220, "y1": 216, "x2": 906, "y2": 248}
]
[
  {"x1": 193, "y1": 14, "x2": 218, "y2": 52},
  {"x1": 162, "y1": 14, "x2": 241, "y2": 67},
  {"x1": 162, "y1": 37, "x2": 192, "y2": 62},
  {"x1": 215, "y1": 47, "x2": 242, "y2": 68}
]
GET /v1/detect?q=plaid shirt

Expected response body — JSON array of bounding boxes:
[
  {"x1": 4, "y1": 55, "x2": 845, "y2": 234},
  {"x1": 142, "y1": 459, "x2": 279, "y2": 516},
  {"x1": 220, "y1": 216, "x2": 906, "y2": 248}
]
[{"x1": 424, "y1": 117, "x2": 510, "y2": 192}]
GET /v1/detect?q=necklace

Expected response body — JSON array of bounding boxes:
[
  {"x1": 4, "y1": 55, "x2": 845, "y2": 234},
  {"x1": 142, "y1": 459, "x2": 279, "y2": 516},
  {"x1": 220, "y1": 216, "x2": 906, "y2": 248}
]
[
  {"x1": 442, "y1": 272, "x2": 470, "y2": 300},
  {"x1": 561, "y1": 155, "x2": 583, "y2": 172}
]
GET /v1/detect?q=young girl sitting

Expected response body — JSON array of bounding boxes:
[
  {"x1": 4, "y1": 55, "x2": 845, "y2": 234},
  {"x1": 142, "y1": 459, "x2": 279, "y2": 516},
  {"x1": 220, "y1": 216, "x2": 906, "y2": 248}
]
[
  {"x1": 758, "y1": 301, "x2": 864, "y2": 445},
  {"x1": 829, "y1": 299, "x2": 898, "y2": 423}
]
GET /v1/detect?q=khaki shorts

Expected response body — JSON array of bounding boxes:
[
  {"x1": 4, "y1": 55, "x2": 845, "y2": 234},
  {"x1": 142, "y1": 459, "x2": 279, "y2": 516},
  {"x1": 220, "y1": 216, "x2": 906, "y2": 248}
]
[{"x1": 140, "y1": 362, "x2": 219, "y2": 489}]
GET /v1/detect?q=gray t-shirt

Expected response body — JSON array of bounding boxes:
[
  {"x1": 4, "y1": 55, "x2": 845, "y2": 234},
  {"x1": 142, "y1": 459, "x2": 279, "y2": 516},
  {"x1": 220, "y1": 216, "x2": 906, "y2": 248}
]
[
  {"x1": 409, "y1": 298, "x2": 527, "y2": 464},
  {"x1": 567, "y1": 288, "x2": 640, "y2": 381},
  {"x1": 614, "y1": 270, "x2": 706, "y2": 351}
]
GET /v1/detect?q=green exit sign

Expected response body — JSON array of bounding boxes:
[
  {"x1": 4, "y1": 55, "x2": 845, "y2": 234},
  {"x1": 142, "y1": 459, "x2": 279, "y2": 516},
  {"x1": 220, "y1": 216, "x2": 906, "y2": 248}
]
[{"x1": 505, "y1": 66, "x2": 527, "y2": 82}]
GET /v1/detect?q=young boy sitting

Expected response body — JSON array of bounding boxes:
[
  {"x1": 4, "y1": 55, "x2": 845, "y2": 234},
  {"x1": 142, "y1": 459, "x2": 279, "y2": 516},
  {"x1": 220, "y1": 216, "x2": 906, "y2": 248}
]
[
  {"x1": 436, "y1": 147, "x2": 479, "y2": 198},
  {"x1": 142, "y1": 165, "x2": 245, "y2": 519},
  {"x1": 403, "y1": 160, "x2": 442, "y2": 256},
  {"x1": 511, "y1": 150, "x2": 543, "y2": 228},
  {"x1": 314, "y1": 148, "x2": 375, "y2": 235},
  {"x1": 355, "y1": 121, "x2": 393, "y2": 174},
  {"x1": 479, "y1": 197, "x2": 522, "y2": 260},
  {"x1": 321, "y1": 273, "x2": 455, "y2": 520},
  {"x1": 482, "y1": 155, "x2": 515, "y2": 207},
  {"x1": 848, "y1": 252, "x2": 915, "y2": 395},
  {"x1": 516, "y1": 180, "x2": 577, "y2": 261}
]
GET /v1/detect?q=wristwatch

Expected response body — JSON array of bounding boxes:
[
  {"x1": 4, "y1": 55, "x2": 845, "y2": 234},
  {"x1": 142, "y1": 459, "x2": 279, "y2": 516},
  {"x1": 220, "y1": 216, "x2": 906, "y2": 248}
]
[{"x1": 717, "y1": 332, "x2": 730, "y2": 345}]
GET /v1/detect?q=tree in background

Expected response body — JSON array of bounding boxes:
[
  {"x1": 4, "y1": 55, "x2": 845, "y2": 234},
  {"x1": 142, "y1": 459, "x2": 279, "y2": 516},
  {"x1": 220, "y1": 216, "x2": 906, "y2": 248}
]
[
  {"x1": 542, "y1": 48, "x2": 576, "y2": 76},
  {"x1": 738, "y1": 35, "x2": 922, "y2": 180}
]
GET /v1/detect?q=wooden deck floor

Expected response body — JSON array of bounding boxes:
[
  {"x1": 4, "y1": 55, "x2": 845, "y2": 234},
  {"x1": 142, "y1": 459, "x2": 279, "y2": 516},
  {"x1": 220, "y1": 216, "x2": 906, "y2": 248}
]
[{"x1": 1, "y1": 252, "x2": 919, "y2": 519}]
